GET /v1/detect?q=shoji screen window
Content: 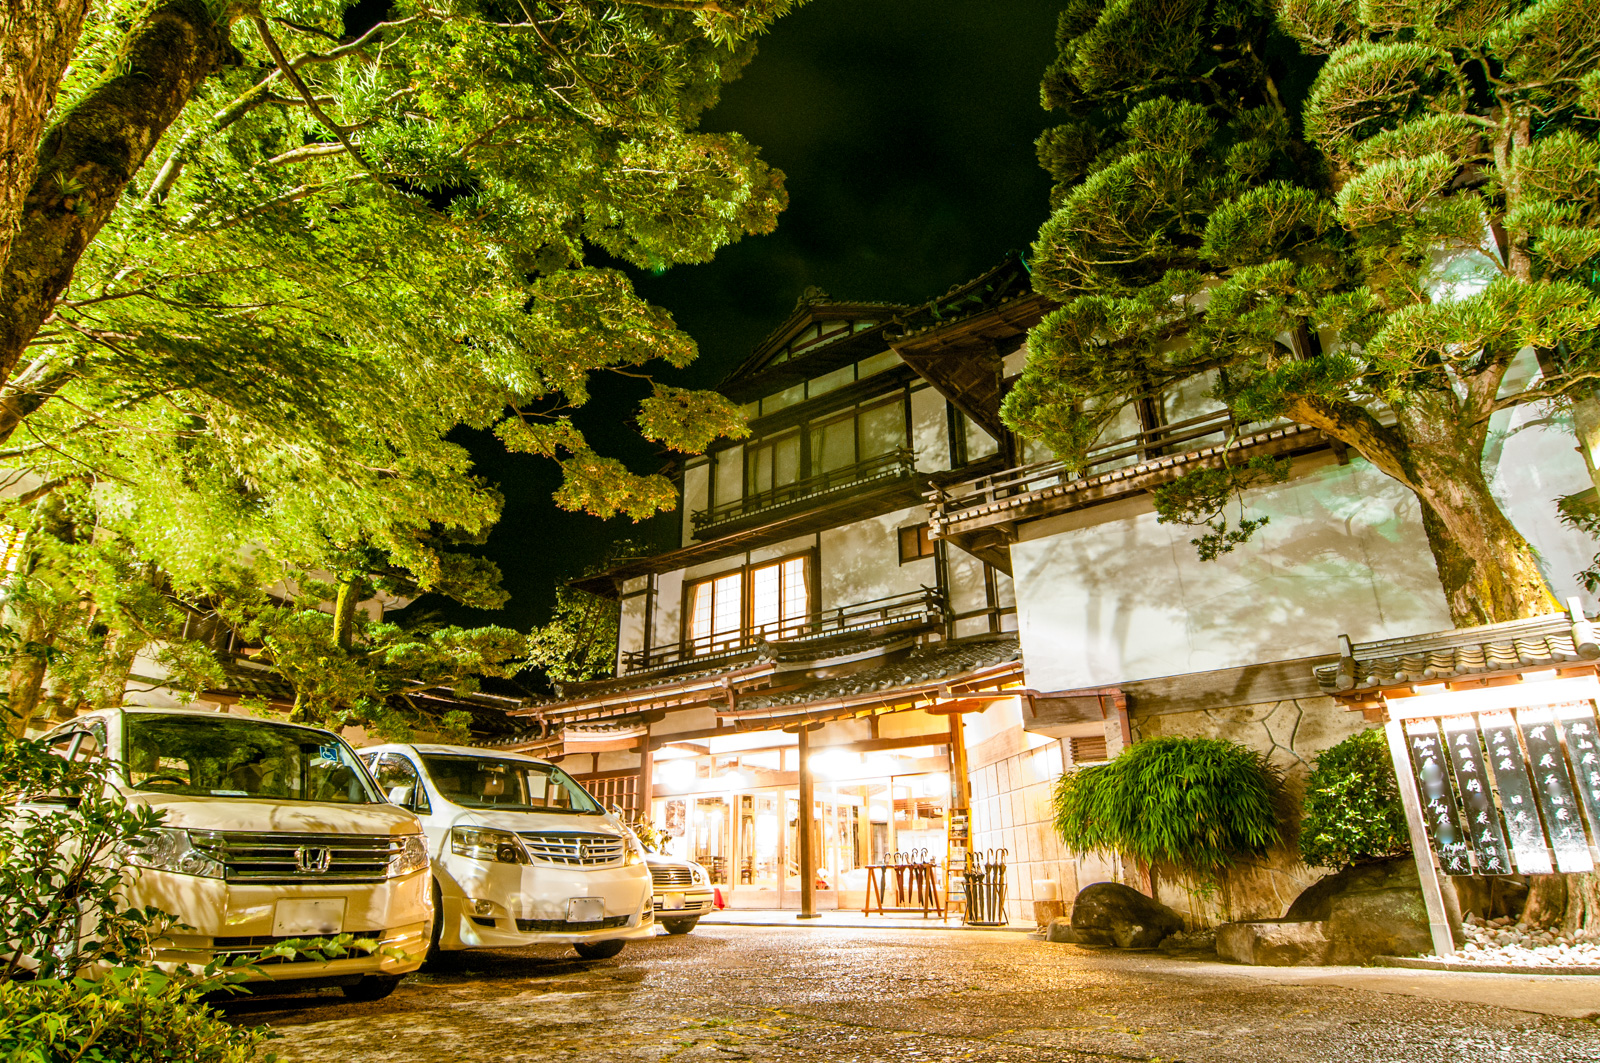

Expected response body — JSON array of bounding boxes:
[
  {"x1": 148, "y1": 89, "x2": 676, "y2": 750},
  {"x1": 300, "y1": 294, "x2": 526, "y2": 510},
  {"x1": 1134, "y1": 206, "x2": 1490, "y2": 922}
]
[
  {"x1": 749, "y1": 557, "x2": 809, "y2": 640},
  {"x1": 746, "y1": 430, "x2": 801, "y2": 499},
  {"x1": 688, "y1": 571, "x2": 743, "y2": 654}
]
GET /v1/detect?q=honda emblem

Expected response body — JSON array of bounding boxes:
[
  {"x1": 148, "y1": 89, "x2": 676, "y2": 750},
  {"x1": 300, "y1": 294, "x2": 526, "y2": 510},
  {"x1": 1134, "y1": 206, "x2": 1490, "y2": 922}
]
[{"x1": 294, "y1": 846, "x2": 332, "y2": 874}]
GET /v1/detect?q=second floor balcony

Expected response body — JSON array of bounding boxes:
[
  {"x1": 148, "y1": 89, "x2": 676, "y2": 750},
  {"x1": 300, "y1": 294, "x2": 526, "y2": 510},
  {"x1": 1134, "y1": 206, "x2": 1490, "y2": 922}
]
[
  {"x1": 926, "y1": 409, "x2": 1328, "y2": 571},
  {"x1": 620, "y1": 586, "x2": 945, "y2": 675},
  {"x1": 692, "y1": 447, "x2": 918, "y2": 536}
]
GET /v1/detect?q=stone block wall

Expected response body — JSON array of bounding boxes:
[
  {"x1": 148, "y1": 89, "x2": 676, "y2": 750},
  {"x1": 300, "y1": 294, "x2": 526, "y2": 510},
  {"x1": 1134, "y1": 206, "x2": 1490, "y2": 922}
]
[{"x1": 1132, "y1": 694, "x2": 1372, "y2": 925}]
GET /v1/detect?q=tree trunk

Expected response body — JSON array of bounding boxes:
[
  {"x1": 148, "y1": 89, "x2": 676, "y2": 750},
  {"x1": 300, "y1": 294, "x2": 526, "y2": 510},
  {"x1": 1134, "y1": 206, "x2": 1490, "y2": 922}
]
[
  {"x1": 0, "y1": 0, "x2": 93, "y2": 277},
  {"x1": 1396, "y1": 413, "x2": 1559, "y2": 628},
  {"x1": 332, "y1": 577, "x2": 365, "y2": 650},
  {"x1": 0, "y1": 0, "x2": 233, "y2": 390},
  {"x1": 1522, "y1": 873, "x2": 1568, "y2": 929}
]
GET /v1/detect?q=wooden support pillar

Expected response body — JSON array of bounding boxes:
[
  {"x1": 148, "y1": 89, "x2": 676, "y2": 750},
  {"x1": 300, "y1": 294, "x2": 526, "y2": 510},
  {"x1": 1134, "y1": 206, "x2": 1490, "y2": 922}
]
[
  {"x1": 638, "y1": 743, "x2": 654, "y2": 824},
  {"x1": 1384, "y1": 719, "x2": 1457, "y2": 958},
  {"x1": 797, "y1": 723, "x2": 820, "y2": 919},
  {"x1": 948, "y1": 711, "x2": 971, "y2": 812}
]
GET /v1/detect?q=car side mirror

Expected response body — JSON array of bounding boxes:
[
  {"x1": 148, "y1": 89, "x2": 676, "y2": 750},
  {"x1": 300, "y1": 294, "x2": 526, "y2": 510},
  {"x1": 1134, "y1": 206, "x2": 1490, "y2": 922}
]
[{"x1": 387, "y1": 784, "x2": 415, "y2": 809}]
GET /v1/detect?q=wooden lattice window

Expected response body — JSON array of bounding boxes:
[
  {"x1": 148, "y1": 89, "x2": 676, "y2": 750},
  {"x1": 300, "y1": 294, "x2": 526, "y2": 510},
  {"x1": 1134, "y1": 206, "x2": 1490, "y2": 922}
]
[{"x1": 576, "y1": 771, "x2": 640, "y2": 818}]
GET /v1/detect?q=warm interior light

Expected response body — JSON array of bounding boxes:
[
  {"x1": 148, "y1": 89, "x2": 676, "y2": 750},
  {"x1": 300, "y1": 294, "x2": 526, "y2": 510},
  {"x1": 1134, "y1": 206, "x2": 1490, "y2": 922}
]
[{"x1": 659, "y1": 759, "x2": 697, "y2": 791}]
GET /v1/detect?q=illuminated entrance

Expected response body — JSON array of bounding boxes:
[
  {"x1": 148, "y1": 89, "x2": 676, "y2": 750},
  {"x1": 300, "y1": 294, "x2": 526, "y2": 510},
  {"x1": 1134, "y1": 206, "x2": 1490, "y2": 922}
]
[{"x1": 650, "y1": 733, "x2": 952, "y2": 909}]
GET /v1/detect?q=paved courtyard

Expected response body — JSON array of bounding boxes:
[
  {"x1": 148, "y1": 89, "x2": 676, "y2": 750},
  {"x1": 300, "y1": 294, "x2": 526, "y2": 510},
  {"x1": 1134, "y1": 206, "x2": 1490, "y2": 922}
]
[{"x1": 223, "y1": 926, "x2": 1600, "y2": 1062}]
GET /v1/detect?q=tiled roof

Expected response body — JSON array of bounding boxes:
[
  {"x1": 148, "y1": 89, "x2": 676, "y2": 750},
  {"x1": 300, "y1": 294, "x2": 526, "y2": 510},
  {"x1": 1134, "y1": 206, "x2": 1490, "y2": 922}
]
[
  {"x1": 1313, "y1": 609, "x2": 1600, "y2": 694},
  {"x1": 737, "y1": 635, "x2": 1021, "y2": 712}
]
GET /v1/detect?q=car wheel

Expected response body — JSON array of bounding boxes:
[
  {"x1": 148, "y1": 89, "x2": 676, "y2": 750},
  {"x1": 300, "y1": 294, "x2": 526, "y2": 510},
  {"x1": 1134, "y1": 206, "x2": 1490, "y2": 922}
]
[
  {"x1": 341, "y1": 974, "x2": 404, "y2": 1002},
  {"x1": 573, "y1": 939, "x2": 626, "y2": 960},
  {"x1": 661, "y1": 918, "x2": 698, "y2": 936},
  {"x1": 424, "y1": 879, "x2": 446, "y2": 964}
]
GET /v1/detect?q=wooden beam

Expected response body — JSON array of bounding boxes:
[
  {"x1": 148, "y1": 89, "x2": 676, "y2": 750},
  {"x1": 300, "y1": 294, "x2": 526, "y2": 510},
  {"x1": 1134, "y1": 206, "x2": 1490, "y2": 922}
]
[{"x1": 797, "y1": 723, "x2": 819, "y2": 920}]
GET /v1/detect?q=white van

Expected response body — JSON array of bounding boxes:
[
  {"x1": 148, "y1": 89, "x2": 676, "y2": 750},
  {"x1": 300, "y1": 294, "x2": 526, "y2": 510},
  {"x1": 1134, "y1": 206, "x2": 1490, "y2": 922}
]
[
  {"x1": 357, "y1": 744, "x2": 653, "y2": 959},
  {"x1": 38, "y1": 708, "x2": 431, "y2": 1000}
]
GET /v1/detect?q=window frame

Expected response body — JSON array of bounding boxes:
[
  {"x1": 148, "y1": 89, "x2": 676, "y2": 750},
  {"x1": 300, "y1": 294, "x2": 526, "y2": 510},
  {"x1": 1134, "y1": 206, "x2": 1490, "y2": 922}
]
[
  {"x1": 681, "y1": 550, "x2": 816, "y2": 658},
  {"x1": 898, "y1": 523, "x2": 935, "y2": 565}
]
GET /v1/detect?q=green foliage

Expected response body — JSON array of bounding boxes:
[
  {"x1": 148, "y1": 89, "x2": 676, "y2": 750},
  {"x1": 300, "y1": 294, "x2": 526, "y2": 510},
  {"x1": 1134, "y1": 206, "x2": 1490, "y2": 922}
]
[
  {"x1": 0, "y1": 0, "x2": 805, "y2": 732},
  {"x1": 1150, "y1": 454, "x2": 1291, "y2": 560},
  {"x1": 1051, "y1": 737, "x2": 1283, "y2": 884},
  {"x1": 0, "y1": 969, "x2": 267, "y2": 1063},
  {"x1": 0, "y1": 732, "x2": 171, "y2": 982},
  {"x1": 528, "y1": 586, "x2": 621, "y2": 685},
  {"x1": 1299, "y1": 728, "x2": 1411, "y2": 869}
]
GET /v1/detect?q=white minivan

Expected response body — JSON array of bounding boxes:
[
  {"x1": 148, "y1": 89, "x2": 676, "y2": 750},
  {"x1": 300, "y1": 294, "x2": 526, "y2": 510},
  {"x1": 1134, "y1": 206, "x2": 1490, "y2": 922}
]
[
  {"x1": 357, "y1": 744, "x2": 653, "y2": 959},
  {"x1": 38, "y1": 708, "x2": 431, "y2": 1000}
]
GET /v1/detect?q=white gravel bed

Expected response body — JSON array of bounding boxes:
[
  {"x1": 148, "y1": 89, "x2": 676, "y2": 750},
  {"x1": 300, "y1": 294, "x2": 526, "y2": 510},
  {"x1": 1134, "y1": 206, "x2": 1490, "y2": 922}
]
[{"x1": 1448, "y1": 914, "x2": 1600, "y2": 967}]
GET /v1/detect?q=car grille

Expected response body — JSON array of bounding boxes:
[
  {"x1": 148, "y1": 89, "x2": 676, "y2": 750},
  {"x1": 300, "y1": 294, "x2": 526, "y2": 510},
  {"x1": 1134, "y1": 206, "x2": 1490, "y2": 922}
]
[
  {"x1": 516, "y1": 832, "x2": 626, "y2": 867},
  {"x1": 188, "y1": 830, "x2": 399, "y2": 883},
  {"x1": 516, "y1": 915, "x2": 630, "y2": 932},
  {"x1": 650, "y1": 866, "x2": 694, "y2": 889}
]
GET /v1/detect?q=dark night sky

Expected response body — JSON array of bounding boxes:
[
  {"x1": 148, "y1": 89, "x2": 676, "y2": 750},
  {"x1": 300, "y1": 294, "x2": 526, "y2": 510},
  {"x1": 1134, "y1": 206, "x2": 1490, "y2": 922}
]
[{"x1": 413, "y1": 0, "x2": 1065, "y2": 634}]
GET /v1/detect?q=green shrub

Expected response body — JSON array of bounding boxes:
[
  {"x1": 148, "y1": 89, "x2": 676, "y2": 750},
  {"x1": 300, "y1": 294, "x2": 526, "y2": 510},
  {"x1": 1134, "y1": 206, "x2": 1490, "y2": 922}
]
[
  {"x1": 1052, "y1": 737, "x2": 1283, "y2": 884},
  {"x1": 0, "y1": 969, "x2": 267, "y2": 1063},
  {"x1": 1299, "y1": 728, "x2": 1410, "y2": 869}
]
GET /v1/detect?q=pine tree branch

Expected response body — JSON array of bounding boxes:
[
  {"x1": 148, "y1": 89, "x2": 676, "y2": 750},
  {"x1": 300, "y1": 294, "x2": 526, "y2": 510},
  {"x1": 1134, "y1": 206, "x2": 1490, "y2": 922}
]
[{"x1": 1282, "y1": 394, "x2": 1412, "y2": 486}]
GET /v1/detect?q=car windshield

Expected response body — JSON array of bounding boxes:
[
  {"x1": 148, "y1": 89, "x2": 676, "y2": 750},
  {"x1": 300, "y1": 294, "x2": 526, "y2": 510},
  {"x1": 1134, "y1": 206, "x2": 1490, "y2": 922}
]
[
  {"x1": 124, "y1": 715, "x2": 379, "y2": 804},
  {"x1": 419, "y1": 755, "x2": 603, "y2": 814}
]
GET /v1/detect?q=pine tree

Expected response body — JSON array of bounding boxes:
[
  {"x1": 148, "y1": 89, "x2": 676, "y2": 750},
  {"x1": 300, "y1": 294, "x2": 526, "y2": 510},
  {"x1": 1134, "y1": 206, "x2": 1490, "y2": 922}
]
[{"x1": 1005, "y1": 0, "x2": 1600, "y2": 627}]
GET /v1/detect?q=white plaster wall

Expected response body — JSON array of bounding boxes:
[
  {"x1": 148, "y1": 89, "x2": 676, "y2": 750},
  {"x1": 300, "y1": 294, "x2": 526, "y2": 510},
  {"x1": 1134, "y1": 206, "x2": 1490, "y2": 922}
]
[
  {"x1": 911, "y1": 385, "x2": 950, "y2": 473},
  {"x1": 652, "y1": 570, "x2": 683, "y2": 651},
  {"x1": 945, "y1": 546, "x2": 990, "y2": 618},
  {"x1": 682, "y1": 461, "x2": 710, "y2": 546},
  {"x1": 1010, "y1": 453, "x2": 1454, "y2": 692},
  {"x1": 618, "y1": 594, "x2": 646, "y2": 662},
  {"x1": 1486, "y1": 353, "x2": 1596, "y2": 606},
  {"x1": 818, "y1": 505, "x2": 934, "y2": 611},
  {"x1": 748, "y1": 533, "x2": 815, "y2": 567}
]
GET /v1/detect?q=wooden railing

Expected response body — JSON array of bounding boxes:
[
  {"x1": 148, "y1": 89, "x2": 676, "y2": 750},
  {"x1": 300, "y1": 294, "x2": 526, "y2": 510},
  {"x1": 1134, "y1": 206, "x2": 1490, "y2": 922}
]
[
  {"x1": 926, "y1": 408, "x2": 1248, "y2": 524},
  {"x1": 692, "y1": 447, "x2": 917, "y2": 532},
  {"x1": 620, "y1": 586, "x2": 945, "y2": 673}
]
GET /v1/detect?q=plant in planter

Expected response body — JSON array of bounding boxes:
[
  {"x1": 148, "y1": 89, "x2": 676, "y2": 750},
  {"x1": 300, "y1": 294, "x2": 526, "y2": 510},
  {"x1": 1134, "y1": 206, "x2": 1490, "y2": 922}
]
[
  {"x1": 1299, "y1": 729, "x2": 1410, "y2": 871},
  {"x1": 1052, "y1": 737, "x2": 1283, "y2": 917}
]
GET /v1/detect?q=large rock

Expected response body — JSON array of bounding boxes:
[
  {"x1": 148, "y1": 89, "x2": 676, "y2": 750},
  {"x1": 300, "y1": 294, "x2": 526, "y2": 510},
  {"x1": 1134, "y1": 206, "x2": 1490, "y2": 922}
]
[
  {"x1": 1216, "y1": 921, "x2": 1330, "y2": 966},
  {"x1": 1284, "y1": 857, "x2": 1433, "y2": 964},
  {"x1": 1069, "y1": 882, "x2": 1185, "y2": 949}
]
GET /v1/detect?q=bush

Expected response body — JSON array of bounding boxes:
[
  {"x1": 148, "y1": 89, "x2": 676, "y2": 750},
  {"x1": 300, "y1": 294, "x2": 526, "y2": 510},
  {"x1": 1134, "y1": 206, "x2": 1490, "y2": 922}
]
[
  {"x1": 1299, "y1": 728, "x2": 1410, "y2": 870},
  {"x1": 1051, "y1": 737, "x2": 1283, "y2": 884},
  {"x1": 0, "y1": 970, "x2": 267, "y2": 1063}
]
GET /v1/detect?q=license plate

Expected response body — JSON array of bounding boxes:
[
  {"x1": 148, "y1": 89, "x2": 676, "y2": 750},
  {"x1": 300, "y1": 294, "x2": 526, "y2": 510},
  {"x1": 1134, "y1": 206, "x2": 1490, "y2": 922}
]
[
  {"x1": 272, "y1": 898, "x2": 345, "y2": 937},
  {"x1": 664, "y1": 892, "x2": 686, "y2": 910},
  {"x1": 568, "y1": 897, "x2": 605, "y2": 923}
]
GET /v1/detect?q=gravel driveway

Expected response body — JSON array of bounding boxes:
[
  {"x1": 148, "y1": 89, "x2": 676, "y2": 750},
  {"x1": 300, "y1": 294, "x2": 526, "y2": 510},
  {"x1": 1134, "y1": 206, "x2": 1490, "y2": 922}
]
[{"x1": 219, "y1": 925, "x2": 1600, "y2": 1062}]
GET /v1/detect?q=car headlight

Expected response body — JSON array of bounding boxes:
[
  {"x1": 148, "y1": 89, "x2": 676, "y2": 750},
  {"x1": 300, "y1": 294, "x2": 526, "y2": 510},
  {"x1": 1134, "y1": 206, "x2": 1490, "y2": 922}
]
[
  {"x1": 623, "y1": 837, "x2": 645, "y2": 866},
  {"x1": 388, "y1": 832, "x2": 430, "y2": 878},
  {"x1": 691, "y1": 864, "x2": 708, "y2": 885},
  {"x1": 125, "y1": 827, "x2": 227, "y2": 879},
  {"x1": 450, "y1": 826, "x2": 527, "y2": 864}
]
